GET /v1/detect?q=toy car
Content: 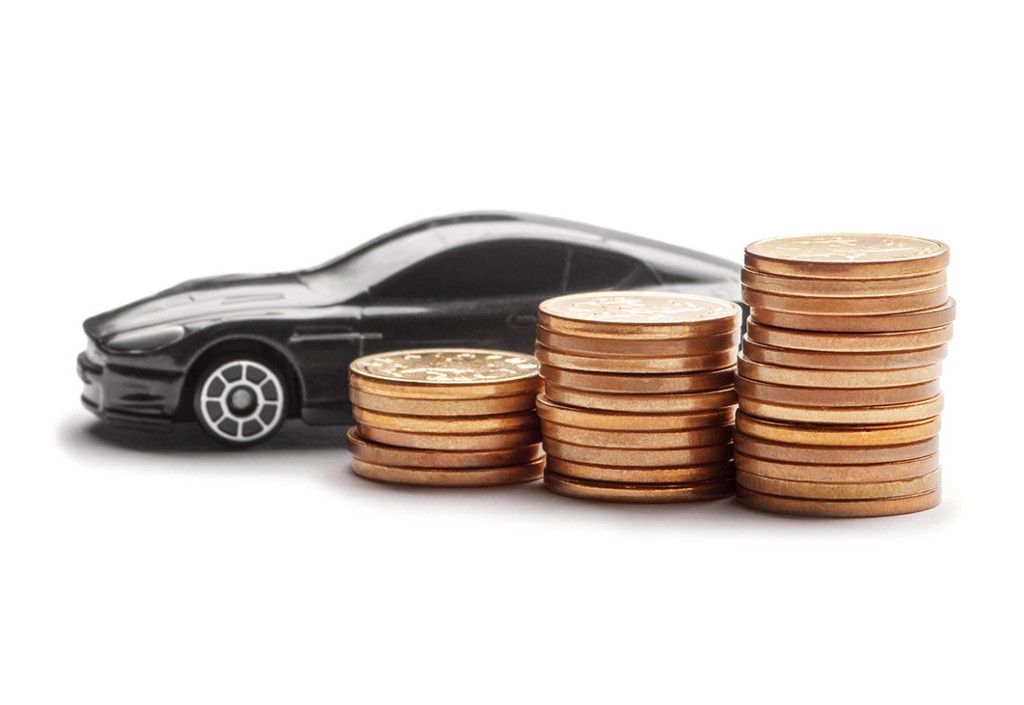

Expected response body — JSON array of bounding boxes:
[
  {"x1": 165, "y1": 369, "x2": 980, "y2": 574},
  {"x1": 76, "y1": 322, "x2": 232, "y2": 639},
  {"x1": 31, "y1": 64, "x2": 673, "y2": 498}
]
[{"x1": 78, "y1": 212, "x2": 742, "y2": 446}]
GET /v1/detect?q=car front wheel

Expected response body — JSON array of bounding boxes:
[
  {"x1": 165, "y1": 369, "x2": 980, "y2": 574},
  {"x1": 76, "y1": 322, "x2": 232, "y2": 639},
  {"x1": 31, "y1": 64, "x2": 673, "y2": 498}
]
[{"x1": 194, "y1": 358, "x2": 287, "y2": 446}]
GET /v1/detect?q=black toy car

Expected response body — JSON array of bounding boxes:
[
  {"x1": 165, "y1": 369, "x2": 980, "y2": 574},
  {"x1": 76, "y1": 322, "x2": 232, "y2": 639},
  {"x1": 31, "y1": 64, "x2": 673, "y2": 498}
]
[{"x1": 78, "y1": 212, "x2": 741, "y2": 446}]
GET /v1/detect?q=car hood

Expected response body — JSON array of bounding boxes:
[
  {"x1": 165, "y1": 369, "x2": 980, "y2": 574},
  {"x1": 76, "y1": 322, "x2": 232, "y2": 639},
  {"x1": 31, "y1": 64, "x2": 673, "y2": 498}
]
[{"x1": 83, "y1": 272, "x2": 333, "y2": 340}]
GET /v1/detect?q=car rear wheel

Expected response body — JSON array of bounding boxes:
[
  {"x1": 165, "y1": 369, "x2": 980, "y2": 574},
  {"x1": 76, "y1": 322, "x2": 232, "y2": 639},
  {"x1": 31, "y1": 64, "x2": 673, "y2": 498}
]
[{"x1": 194, "y1": 358, "x2": 287, "y2": 447}]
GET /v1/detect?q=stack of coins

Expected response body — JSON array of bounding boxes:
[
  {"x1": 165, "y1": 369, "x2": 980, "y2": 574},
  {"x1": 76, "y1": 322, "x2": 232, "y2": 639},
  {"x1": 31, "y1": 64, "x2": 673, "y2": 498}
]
[
  {"x1": 736, "y1": 234, "x2": 954, "y2": 517},
  {"x1": 534, "y1": 291, "x2": 743, "y2": 502},
  {"x1": 347, "y1": 349, "x2": 545, "y2": 486}
]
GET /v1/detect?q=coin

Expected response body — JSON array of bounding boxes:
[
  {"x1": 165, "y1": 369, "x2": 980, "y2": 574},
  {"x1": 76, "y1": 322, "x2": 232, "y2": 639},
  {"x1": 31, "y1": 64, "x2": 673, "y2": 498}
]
[
  {"x1": 744, "y1": 234, "x2": 949, "y2": 279},
  {"x1": 544, "y1": 472, "x2": 734, "y2": 503},
  {"x1": 734, "y1": 450, "x2": 939, "y2": 482},
  {"x1": 536, "y1": 394, "x2": 735, "y2": 430},
  {"x1": 735, "y1": 485, "x2": 941, "y2": 517},
  {"x1": 353, "y1": 406, "x2": 538, "y2": 434},
  {"x1": 541, "y1": 420, "x2": 734, "y2": 449},
  {"x1": 349, "y1": 387, "x2": 537, "y2": 417},
  {"x1": 741, "y1": 338, "x2": 948, "y2": 370},
  {"x1": 741, "y1": 267, "x2": 947, "y2": 296},
  {"x1": 357, "y1": 424, "x2": 542, "y2": 451},
  {"x1": 736, "y1": 468, "x2": 940, "y2": 500},
  {"x1": 540, "y1": 365, "x2": 736, "y2": 394},
  {"x1": 735, "y1": 413, "x2": 941, "y2": 446},
  {"x1": 738, "y1": 394, "x2": 944, "y2": 425},
  {"x1": 750, "y1": 298, "x2": 956, "y2": 333},
  {"x1": 744, "y1": 287, "x2": 948, "y2": 316},
  {"x1": 734, "y1": 376, "x2": 942, "y2": 407},
  {"x1": 542, "y1": 438, "x2": 734, "y2": 466},
  {"x1": 734, "y1": 431, "x2": 939, "y2": 464},
  {"x1": 545, "y1": 456, "x2": 734, "y2": 484},
  {"x1": 536, "y1": 344, "x2": 736, "y2": 374},
  {"x1": 352, "y1": 457, "x2": 544, "y2": 487},
  {"x1": 349, "y1": 348, "x2": 541, "y2": 398},
  {"x1": 346, "y1": 427, "x2": 544, "y2": 468},
  {"x1": 538, "y1": 291, "x2": 742, "y2": 338},
  {"x1": 745, "y1": 320, "x2": 955, "y2": 352},
  {"x1": 544, "y1": 384, "x2": 737, "y2": 413},
  {"x1": 536, "y1": 326, "x2": 740, "y2": 357},
  {"x1": 738, "y1": 355, "x2": 941, "y2": 388}
]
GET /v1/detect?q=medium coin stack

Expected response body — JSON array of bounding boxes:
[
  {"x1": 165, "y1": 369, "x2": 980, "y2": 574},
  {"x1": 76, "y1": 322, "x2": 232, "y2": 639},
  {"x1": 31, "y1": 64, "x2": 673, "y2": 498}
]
[
  {"x1": 736, "y1": 234, "x2": 954, "y2": 517},
  {"x1": 535, "y1": 291, "x2": 743, "y2": 502},
  {"x1": 347, "y1": 349, "x2": 545, "y2": 486}
]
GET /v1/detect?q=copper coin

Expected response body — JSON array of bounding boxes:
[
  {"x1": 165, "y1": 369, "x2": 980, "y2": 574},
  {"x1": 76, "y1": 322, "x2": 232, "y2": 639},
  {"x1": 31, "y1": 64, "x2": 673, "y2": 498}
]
[
  {"x1": 750, "y1": 298, "x2": 956, "y2": 333},
  {"x1": 734, "y1": 375, "x2": 942, "y2": 407},
  {"x1": 538, "y1": 291, "x2": 742, "y2": 338},
  {"x1": 544, "y1": 383, "x2": 737, "y2": 413},
  {"x1": 536, "y1": 393, "x2": 735, "y2": 431},
  {"x1": 536, "y1": 326, "x2": 739, "y2": 357},
  {"x1": 357, "y1": 424, "x2": 542, "y2": 451},
  {"x1": 743, "y1": 287, "x2": 948, "y2": 315},
  {"x1": 545, "y1": 456, "x2": 734, "y2": 484},
  {"x1": 744, "y1": 234, "x2": 949, "y2": 278},
  {"x1": 736, "y1": 485, "x2": 941, "y2": 517},
  {"x1": 741, "y1": 267, "x2": 947, "y2": 296},
  {"x1": 736, "y1": 468, "x2": 940, "y2": 500},
  {"x1": 738, "y1": 355, "x2": 941, "y2": 388},
  {"x1": 542, "y1": 438, "x2": 734, "y2": 466},
  {"x1": 540, "y1": 365, "x2": 736, "y2": 394},
  {"x1": 541, "y1": 420, "x2": 733, "y2": 449},
  {"x1": 544, "y1": 472, "x2": 734, "y2": 503},
  {"x1": 745, "y1": 320, "x2": 955, "y2": 352},
  {"x1": 349, "y1": 387, "x2": 537, "y2": 417},
  {"x1": 738, "y1": 394, "x2": 944, "y2": 425},
  {"x1": 352, "y1": 406, "x2": 538, "y2": 434},
  {"x1": 346, "y1": 427, "x2": 544, "y2": 469},
  {"x1": 734, "y1": 431, "x2": 939, "y2": 464},
  {"x1": 536, "y1": 344, "x2": 736, "y2": 374},
  {"x1": 741, "y1": 338, "x2": 948, "y2": 370},
  {"x1": 352, "y1": 457, "x2": 544, "y2": 487},
  {"x1": 735, "y1": 412, "x2": 941, "y2": 446},
  {"x1": 734, "y1": 450, "x2": 940, "y2": 482}
]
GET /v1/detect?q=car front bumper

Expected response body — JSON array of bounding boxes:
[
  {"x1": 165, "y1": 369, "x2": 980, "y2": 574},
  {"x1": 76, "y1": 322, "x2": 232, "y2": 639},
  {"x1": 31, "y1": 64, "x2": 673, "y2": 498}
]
[{"x1": 77, "y1": 347, "x2": 188, "y2": 431}]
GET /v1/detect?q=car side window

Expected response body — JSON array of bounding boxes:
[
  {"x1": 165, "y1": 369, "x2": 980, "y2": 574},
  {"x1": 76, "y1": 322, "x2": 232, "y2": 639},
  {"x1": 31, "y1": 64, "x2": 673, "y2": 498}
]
[
  {"x1": 371, "y1": 241, "x2": 568, "y2": 299},
  {"x1": 566, "y1": 247, "x2": 654, "y2": 290}
]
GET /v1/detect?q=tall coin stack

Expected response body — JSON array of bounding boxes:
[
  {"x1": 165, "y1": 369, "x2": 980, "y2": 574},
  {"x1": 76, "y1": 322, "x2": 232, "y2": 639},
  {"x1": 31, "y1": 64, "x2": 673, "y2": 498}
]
[
  {"x1": 347, "y1": 349, "x2": 545, "y2": 486},
  {"x1": 736, "y1": 235, "x2": 954, "y2": 517},
  {"x1": 534, "y1": 292, "x2": 743, "y2": 502}
]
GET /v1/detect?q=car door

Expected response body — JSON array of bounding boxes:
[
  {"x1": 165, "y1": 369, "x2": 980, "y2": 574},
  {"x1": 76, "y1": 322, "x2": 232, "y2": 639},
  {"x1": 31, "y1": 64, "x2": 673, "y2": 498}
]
[{"x1": 564, "y1": 246, "x2": 659, "y2": 293}]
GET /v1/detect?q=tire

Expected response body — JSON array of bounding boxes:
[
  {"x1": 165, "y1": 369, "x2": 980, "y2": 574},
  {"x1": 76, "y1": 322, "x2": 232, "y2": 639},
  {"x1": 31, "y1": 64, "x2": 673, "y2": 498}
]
[{"x1": 193, "y1": 357, "x2": 288, "y2": 447}]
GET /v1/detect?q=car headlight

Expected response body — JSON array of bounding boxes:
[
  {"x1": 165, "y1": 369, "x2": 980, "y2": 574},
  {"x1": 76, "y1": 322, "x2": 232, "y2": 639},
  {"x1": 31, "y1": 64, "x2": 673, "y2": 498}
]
[{"x1": 104, "y1": 325, "x2": 187, "y2": 353}]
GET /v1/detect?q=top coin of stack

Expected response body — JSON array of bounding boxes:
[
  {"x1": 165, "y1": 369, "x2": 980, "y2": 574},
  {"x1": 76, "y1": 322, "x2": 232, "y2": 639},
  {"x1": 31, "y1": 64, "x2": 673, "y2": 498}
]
[
  {"x1": 736, "y1": 234, "x2": 954, "y2": 517},
  {"x1": 347, "y1": 349, "x2": 545, "y2": 486},
  {"x1": 535, "y1": 291, "x2": 743, "y2": 502}
]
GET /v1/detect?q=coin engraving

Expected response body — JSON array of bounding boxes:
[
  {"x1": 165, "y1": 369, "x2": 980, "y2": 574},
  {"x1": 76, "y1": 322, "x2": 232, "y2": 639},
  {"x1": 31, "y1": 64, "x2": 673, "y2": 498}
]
[
  {"x1": 350, "y1": 349, "x2": 539, "y2": 384},
  {"x1": 747, "y1": 235, "x2": 946, "y2": 263},
  {"x1": 540, "y1": 292, "x2": 739, "y2": 324}
]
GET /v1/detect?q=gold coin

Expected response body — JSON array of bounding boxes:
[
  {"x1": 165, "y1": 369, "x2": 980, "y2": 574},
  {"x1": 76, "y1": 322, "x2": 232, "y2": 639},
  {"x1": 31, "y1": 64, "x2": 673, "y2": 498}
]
[
  {"x1": 735, "y1": 412, "x2": 941, "y2": 446},
  {"x1": 737, "y1": 355, "x2": 941, "y2": 388},
  {"x1": 544, "y1": 472, "x2": 734, "y2": 503},
  {"x1": 741, "y1": 338, "x2": 948, "y2": 370},
  {"x1": 745, "y1": 320, "x2": 955, "y2": 352},
  {"x1": 544, "y1": 383, "x2": 737, "y2": 413},
  {"x1": 348, "y1": 348, "x2": 541, "y2": 398},
  {"x1": 736, "y1": 468, "x2": 940, "y2": 500},
  {"x1": 536, "y1": 326, "x2": 739, "y2": 357},
  {"x1": 750, "y1": 298, "x2": 956, "y2": 333},
  {"x1": 536, "y1": 393, "x2": 735, "y2": 431},
  {"x1": 540, "y1": 365, "x2": 736, "y2": 394},
  {"x1": 346, "y1": 427, "x2": 544, "y2": 469},
  {"x1": 744, "y1": 234, "x2": 949, "y2": 278},
  {"x1": 734, "y1": 375, "x2": 942, "y2": 407},
  {"x1": 741, "y1": 267, "x2": 947, "y2": 296},
  {"x1": 542, "y1": 438, "x2": 734, "y2": 466},
  {"x1": 734, "y1": 450, "x2": 940, "y2": 482},
  {"x1": 541, "y1": 420, "x2": 733, "y2": 449},
  {"x1": 736, "y1": 485, "x2": 941, "y2": 517},
  {"x1": 538, "y1": 291, "x2": 741, "y2": 338},
  {"x1": 357, "y1": 424, "x2": 542, "y2": 451},
  {"x1": 352, "y1": 457, "x2": 544, "y2": 487},
  {"x1": 739, "y1": 394, "x2": 944, "y2": 425},
  {"x1": 734, "y1": 431, "x2": 939, "y2": 464},
  {"x1": 536, "y1": 344, "x2": 736, "y2": 374},
  {"x1": 352, "y1": 406, "x2": 538, "y2": 434},
  {"x1": 743, "y1": 287, "x2": 948, "y2": 315},
  {"x1": 545, "y1": 456, "x2": 734, "y2": 484},
  {"x1": 349, "y1": 387, "x2": 537, "y2": 416}
]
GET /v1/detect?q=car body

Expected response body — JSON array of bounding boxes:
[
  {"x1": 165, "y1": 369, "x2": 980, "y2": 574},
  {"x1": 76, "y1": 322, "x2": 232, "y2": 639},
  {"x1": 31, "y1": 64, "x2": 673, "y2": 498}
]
[{"x1": 78, "y1": 211, "x2": 742, "y2": 445}]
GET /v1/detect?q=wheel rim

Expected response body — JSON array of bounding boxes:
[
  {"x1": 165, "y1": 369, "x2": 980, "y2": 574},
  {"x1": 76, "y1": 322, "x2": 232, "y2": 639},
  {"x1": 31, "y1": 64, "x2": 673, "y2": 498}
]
[{"x1": 199, "y1": 360, "x2": 284, "y2": 443}]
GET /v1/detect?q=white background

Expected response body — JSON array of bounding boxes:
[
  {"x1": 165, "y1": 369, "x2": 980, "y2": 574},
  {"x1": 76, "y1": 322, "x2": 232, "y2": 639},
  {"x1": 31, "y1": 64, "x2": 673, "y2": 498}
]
[{"x1": 2, "y1": 2, "x2": 1022, "y2": 703}]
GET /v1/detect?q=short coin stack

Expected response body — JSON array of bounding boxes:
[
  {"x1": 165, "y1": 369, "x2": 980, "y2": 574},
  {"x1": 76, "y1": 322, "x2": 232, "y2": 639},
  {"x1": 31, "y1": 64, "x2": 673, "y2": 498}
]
[
  {"x1": 347, "y1": 349, "x2": 545, "y2": 486},
  {"x1": 535, "y1": 291, "x2": 743, "y2": 502},
  {"x1": 736, "y1": 234, "x2": 954, "y2": 517}
]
